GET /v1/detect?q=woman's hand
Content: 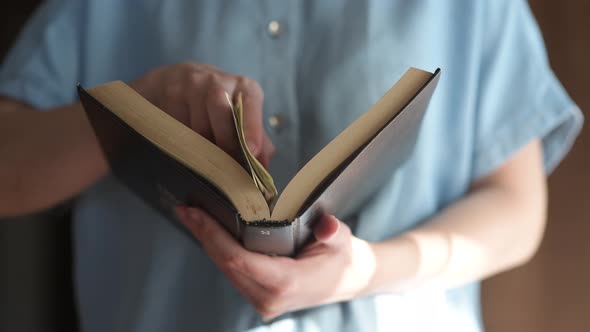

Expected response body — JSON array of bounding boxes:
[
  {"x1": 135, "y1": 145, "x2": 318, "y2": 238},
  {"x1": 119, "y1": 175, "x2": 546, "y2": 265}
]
[
  {"x1": 130, "y1": 62, "x2": 274, "y2": 166},
  {"x1": 173, "y1": 138, "x2": 548, "y2": 321},
  {"x1": 176, "y1": 206, "x2": 379, "y2": 320}
]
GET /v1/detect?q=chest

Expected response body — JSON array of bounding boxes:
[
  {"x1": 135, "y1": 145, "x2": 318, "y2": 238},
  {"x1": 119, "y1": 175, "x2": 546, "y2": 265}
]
[{"x1": 83, "y1": 0, "x2": 479, "y2": 203}]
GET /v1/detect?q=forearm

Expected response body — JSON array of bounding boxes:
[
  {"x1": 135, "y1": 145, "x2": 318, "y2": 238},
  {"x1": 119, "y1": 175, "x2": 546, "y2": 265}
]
[
  {"x1": 172, "y1": 140, "x2": 548, "y2": 319},
  {"x1": 0, "y1": 99, "x2": 108, "y2": 216},
  {"x1": 365, "y1": 140, "x2": 547, "y2": 294}
]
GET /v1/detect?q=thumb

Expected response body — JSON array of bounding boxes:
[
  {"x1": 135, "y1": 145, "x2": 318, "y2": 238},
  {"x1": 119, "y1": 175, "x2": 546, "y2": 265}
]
[{"x1": 313, "y1": 215, "x2": 341, "y2": 244}]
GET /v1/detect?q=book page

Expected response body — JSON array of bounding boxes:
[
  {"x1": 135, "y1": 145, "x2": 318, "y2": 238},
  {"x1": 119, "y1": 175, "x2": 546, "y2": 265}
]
[{"x1": 271, "y1": 68, "x2": 433, "y2": 221}]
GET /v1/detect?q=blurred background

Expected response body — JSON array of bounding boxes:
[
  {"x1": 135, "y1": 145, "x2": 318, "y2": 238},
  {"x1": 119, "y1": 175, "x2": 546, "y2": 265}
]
[{"x1": 0, "y1": 1, "x2": 588, "y2": 331}]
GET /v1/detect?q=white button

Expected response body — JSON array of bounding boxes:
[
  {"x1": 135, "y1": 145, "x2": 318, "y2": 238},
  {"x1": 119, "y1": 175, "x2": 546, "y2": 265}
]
[
  {"x1": 267, "y1": 20, "x2": 282, "y2": 38},
  {"x1": 268, "y1": 114, "x2": 284, "y2": 130}
]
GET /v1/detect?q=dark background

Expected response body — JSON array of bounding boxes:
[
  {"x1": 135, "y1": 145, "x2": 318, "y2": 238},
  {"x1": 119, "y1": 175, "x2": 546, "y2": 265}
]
[{"x1": 0, "y1": 1, "x2": 588, "y2": 331}]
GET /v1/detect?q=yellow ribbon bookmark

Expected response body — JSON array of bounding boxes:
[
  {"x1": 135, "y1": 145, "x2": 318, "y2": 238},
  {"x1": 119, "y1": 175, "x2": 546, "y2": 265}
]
[{"x1": 226, "y1": 92, "x2": 278, "y2": 207}]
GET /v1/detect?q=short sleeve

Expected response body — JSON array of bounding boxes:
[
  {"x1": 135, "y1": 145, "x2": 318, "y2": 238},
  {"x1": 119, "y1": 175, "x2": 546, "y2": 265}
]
[
  {"x1": 472, "y1": 0, "x2": 583, "y2": 178},
  {"x1": 0, "y1": 0, "x2": 82, "y2": 109}
]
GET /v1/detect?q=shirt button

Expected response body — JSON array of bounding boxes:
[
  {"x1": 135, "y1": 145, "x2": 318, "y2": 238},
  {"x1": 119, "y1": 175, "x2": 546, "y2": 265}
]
[
  {"x1": 267, "y1": 20, "x2": 282, "y2": 38},
  {"x1": 268, "y1": 114, "x2": 286, "y2": 130}
]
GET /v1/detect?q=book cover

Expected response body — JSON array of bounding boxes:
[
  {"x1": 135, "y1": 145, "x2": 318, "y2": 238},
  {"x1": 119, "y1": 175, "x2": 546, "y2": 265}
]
[{"x1": 78, "y1": 68, "x2": 440, "y2": 256}]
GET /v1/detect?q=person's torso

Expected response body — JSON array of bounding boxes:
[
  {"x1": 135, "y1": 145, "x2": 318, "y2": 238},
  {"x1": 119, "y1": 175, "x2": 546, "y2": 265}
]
[{"x1": 73, "y1": 1, "x2": 485, "y2": 331}]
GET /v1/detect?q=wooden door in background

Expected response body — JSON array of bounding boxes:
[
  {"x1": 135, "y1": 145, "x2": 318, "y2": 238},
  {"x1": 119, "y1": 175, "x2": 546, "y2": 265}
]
[{"x1": 483, "y1": 1, "x2": 590, "y2": 331}]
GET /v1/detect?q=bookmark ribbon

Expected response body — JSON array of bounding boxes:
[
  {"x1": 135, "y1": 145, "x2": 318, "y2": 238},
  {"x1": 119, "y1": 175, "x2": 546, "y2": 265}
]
[{"x1": 226, "y1": 92, "x2": 278, "y2": 207}]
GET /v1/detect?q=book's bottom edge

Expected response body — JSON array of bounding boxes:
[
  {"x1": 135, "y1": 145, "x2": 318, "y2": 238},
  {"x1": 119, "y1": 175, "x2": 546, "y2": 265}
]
[{"x1": 239, "y1": 218, "x2": 295, "y2": 227}]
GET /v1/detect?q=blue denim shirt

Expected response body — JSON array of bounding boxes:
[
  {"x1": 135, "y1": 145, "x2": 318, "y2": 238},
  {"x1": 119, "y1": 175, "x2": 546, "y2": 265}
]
[{"x1": 0, "y1": 1, "x2": 582, "y2": 331}]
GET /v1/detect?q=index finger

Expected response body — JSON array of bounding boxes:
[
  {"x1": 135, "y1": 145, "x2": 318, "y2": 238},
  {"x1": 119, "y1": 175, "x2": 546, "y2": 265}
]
[{"x1": 234, "y1": 77, "x2": 265, "y2": 157}]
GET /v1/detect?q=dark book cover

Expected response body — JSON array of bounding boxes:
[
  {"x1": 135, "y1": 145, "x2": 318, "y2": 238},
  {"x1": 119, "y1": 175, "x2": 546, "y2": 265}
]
[{"x1": 77, "y1": 69, "x2": 440, "y2": 256}]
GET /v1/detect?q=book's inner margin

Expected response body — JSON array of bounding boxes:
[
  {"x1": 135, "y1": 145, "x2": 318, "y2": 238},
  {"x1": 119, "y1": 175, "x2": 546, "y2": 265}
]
[{"x1": 227, "y1": 92, "x2": 278, "y2": 206}]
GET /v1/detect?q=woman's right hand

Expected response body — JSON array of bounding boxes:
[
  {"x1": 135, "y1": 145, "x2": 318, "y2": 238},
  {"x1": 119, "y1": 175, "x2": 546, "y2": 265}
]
[{"x1": 130, "y1": 62, "x2": 275, "y2": 167}]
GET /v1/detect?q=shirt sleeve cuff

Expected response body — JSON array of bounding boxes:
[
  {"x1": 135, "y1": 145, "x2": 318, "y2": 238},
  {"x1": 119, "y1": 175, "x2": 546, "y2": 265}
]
[
  {"x1": 0, "y1": 75, "x2": 74, "y2": 109},
  {"x1": 472, "y1": 76, "x2": 584, "y2": 179}
]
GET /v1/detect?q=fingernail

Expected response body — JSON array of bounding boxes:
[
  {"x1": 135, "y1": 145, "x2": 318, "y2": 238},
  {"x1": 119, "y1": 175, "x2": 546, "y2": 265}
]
[
  {"x1": 187, "y1": 208, "x2": 202, "y2": 223},
  {"x1": 175, "y1": 206, "x2": 186, "y2": 219},
  {"x1": 247, "y1": 139, "x2": 259, "y2": 155}
]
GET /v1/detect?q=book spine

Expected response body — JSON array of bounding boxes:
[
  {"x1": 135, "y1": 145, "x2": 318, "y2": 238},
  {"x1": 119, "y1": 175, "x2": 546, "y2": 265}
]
[{"x1": 239, "y1": 216, "x2": 298, "y2": 256}]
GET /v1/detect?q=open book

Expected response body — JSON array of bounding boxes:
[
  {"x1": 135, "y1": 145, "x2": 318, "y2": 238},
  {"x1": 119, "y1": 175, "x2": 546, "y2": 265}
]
[{"x1": 78, "y1": 67, "x2": 440, "y2": 256}]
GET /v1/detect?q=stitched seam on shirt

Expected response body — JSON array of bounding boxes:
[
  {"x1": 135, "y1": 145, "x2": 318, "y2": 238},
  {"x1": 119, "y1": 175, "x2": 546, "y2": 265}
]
[{"x1": 0, "y1": 0, "x2": 73, "y2": 79}]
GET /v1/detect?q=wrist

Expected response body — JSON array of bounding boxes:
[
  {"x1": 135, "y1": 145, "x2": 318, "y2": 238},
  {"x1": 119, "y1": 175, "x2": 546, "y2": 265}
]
[
  {"x1": 364, "y1": 235, "x2": 421, "y2": 294},
  {"x1": 346, "y1": 237, "x2": 379, "y2": 299}
]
